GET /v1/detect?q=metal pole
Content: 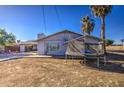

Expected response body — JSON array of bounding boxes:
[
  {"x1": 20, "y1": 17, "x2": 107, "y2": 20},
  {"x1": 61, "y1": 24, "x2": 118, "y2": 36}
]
[
  {"x1": 104, "y1": 54, "x2": 107, "y2": 66},
  {"x1": 72, "y1": 55, "x2": 74, "y2": 65},
  {"x1": 97, "y1": 56, "x2": 100, "y2": 68}
]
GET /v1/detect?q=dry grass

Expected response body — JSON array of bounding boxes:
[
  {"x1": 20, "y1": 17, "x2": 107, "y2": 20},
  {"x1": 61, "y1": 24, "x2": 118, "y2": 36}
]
[
  {"x1": 0, "y1": 58, "x2": 123, "y2": 87},
  {"x1": 106, "y1": 46, "x2": 124, "y2": 51}
]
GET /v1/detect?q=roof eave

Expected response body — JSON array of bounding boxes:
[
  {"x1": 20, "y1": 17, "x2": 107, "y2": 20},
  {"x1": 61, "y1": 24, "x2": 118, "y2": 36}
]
[{"x1": 37, "y1": 29, "x2": 82, "y2": 42}]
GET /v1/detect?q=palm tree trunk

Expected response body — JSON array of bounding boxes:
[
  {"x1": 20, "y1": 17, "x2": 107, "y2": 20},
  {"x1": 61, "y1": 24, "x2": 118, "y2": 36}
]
[{"x1": 101, "y1": 16, "x2": 106, "y2": 55}]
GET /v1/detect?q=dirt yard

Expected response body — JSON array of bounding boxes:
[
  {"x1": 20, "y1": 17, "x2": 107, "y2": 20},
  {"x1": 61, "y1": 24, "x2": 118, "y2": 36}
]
[
  {"x1": 106, "y1": 46, "x2": 124, "y2": 52},
  {"x1": 0, "y1": 57, "x2": 124, "y2": 87}
]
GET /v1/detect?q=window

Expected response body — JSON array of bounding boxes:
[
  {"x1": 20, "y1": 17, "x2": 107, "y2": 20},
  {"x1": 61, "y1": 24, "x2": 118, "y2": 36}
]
[{"x1": 47, "y1": 42, "x2": 60, "y2": 51}]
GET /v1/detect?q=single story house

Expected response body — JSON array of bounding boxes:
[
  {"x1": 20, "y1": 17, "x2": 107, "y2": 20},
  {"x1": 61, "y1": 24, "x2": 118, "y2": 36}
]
[
  {"x1": 19, "y1": 40, "x2": 38, "y2": 52},
  {"x1": 19, "y1": 33, "x2": 46, "y2": 52},
  {"x1": 37, "y1": 30, "x2": 101, "y2": 56}
]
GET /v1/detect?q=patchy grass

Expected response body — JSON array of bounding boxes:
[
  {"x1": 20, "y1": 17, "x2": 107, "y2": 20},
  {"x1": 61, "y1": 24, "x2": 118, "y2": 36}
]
[{"x1": 0, "y1": 58, "x2": 123, "y2": 87}]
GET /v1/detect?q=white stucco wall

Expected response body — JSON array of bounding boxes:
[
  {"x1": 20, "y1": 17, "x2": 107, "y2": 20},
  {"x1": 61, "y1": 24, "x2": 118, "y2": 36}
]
[
  {"x1": 37, "y1": 31, "x2": 81, "y2": 55},
  {"x1": 20, "y1": 45, "x2": 25, "y2": 52},
  {"x1": 37, "y1": 41, "x2": 45, "y2": 54}
]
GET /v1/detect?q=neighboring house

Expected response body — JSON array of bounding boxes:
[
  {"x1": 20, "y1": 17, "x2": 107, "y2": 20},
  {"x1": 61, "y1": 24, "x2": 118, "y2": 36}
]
[
  {"x1": 19, "y1": 33, "x2": 45, "y2": 52},
  {"x1": 19, "y1": 40, "x2": 38, "y2": 52},
  {"x1": 5, "y1": 44, "x2": 20, "y2": 52},
  {"x1": 121, "y1": 39, "x2": 124, "y2": 46}
]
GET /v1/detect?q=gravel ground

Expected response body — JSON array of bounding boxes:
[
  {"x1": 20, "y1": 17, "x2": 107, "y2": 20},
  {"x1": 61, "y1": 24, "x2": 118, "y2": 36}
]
[{"x1": 0, "y1": 57, "x2": 123, "y2": 87}]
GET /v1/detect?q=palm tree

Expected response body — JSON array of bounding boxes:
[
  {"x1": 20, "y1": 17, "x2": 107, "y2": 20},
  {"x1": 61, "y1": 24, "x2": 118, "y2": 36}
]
[
  {"x1": 81, "y1": 16, "x2": 95, "y2": 35},
  {"x1": 90, "y1": 5, "x2": 112, "y2": 55}
]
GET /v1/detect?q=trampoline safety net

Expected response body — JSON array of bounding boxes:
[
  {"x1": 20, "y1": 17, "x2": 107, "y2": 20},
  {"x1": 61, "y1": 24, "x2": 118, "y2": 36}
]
[{"x1": 65, "y1": 36, "x2": 103, "y2": 57}]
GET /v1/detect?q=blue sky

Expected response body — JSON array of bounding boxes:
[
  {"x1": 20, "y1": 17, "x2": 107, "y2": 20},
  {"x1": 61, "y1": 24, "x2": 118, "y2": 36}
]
[{"x1": 0, "y1": 5, "x2": 124, "y2": 44}]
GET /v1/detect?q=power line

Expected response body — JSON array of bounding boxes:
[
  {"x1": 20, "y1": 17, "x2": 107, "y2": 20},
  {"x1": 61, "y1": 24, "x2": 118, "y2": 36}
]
[
  {"x1": 54, "y1": 6, "x2": 63, "y2": 29},
  {"x1": 42, "y1": 6, "x2": 47, "y2": 34},
  {"x1": 41, "y1": 6, "x2": 63, "y2": 34}
]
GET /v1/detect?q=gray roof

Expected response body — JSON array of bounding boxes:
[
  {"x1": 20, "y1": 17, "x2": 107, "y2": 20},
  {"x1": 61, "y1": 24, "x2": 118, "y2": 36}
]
[
  {"x1": 19, "y1": 40, "x2": 37, "y2": 45},
  {"x1": 37, "y1": 29, "x2": 82, "y2": 41}
]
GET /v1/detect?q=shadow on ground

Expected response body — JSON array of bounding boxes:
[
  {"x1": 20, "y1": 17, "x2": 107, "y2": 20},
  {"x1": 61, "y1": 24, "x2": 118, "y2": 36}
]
[
  {"x1": 53, "y1": 52, "x2": 124, "y2": 74},
  {"x1": 85, "y1": 61, "x2": 124, "y2": 74},
  {"x1": 107, "y1": 52, "x2": 124, "y2": 61},
  {"x1": 84, "y1": 52, "x2": 124, "y2": 74}
]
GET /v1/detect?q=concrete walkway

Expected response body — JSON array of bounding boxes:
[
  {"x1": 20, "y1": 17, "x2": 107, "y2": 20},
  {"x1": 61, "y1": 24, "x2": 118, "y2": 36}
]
[{"x1": 0, "y1": 53, "x2": 52, "y2": 62}]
